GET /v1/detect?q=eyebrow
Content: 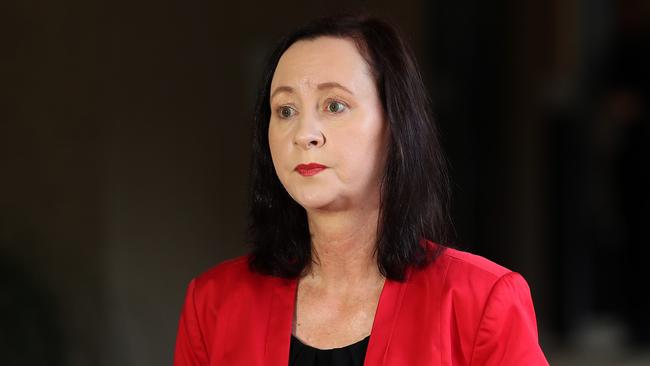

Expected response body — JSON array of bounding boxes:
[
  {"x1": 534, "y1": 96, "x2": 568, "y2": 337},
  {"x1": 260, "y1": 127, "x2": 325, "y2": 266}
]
[{"x1": 270, "y1": 82, "x2": 354, "y2": 100}]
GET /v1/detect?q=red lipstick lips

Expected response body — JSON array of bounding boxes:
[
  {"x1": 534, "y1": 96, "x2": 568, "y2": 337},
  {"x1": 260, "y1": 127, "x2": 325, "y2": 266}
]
[{"x1": 295, "y1": 163, "x2": 326, "y2": 176}]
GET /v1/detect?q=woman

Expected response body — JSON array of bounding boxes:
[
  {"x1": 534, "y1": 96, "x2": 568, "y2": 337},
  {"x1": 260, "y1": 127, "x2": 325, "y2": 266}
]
[{"x1": 174, "y1": 15, "x2": 549, "y2": 365}]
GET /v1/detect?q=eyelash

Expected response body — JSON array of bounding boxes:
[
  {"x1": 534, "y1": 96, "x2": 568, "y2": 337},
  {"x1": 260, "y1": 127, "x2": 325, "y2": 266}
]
[{"x1": 275, "y1": 99, "x2": 349, "y2": 120}]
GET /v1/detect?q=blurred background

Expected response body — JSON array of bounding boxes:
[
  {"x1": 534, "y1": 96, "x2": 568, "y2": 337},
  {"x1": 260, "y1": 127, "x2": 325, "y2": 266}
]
[{"x1": 1, "y1": 0, "x2": 648, "y2": 364}]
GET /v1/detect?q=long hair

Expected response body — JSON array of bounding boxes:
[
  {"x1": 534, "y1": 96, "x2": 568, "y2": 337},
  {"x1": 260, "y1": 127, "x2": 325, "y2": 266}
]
[{"x1": 247, "y1": 14, "x2": 453, "y2": 281}]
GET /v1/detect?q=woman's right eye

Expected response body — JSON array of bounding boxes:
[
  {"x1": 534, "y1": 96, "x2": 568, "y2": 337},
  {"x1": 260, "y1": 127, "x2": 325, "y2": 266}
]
[{"x1": 277, "y1": 106, "x2": 296, "y2": 119}]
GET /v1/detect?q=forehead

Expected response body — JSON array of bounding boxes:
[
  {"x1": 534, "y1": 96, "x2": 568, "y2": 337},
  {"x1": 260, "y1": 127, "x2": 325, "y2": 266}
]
[{"x1": 270, "y1": 36, "x2": 374, "y2": 95}]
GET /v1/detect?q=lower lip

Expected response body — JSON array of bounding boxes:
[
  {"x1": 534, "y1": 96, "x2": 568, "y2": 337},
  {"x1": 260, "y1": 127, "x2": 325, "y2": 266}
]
[{"x1": 296, "y1": 167, "x2": 326, "y2": 176}]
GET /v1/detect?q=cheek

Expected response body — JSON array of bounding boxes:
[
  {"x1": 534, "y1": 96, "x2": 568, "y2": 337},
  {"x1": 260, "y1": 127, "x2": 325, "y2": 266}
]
[
  {"x1": 334, "y1": 120, "x2": 386, "y2": 183},
  {"x1": 268, "y1": 124, "x2": 294, "y2": 184},
  {"x1": 268, "y1": 126, "x2": 284, "y2": 174},
  {"x1": 268, "y1": 123, "x2": 285, "y2": 159},
  {"x1": 355, "y1": 112, "x2": 387, "y2": 160}
]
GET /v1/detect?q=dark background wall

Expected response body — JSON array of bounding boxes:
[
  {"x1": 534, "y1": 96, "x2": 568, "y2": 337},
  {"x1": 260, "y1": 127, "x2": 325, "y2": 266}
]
[{"x1": 1, "y1": 0, "x2": 648, "y2": 365}]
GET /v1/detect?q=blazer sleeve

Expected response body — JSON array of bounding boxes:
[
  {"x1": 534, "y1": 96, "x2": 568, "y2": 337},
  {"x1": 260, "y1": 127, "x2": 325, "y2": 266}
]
[
  {"x1": 470, "y1": 272, "x2": 549, "y2": 366},
  {"x1": 174, "y1": 279, "x2": 210, "y2": 366}
]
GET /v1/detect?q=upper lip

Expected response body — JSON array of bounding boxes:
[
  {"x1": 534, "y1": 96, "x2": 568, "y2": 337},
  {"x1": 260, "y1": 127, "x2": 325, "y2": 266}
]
[{"x1": 295, "y1": 163, "x2": 327, "y2": 170}]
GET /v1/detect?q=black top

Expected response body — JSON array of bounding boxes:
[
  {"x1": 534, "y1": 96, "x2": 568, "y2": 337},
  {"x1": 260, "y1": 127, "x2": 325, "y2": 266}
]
[{"x1": 288, "y1": 334, "x2": 370, "y2": 366}]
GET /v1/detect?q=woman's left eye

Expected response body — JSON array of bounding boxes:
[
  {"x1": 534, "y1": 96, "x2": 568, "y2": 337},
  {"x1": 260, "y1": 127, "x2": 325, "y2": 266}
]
[{"x1": 326, "y1": 100, "x2": 347, "y2": 114}]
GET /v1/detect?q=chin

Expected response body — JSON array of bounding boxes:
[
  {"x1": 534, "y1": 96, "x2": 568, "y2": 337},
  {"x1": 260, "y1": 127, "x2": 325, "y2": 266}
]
[
  {"x1": 296, "y1": 197, "x2": 334, "y2": 210},
  {"x1": 290, "y1": 190, "x2": 337, "y2": 210}
]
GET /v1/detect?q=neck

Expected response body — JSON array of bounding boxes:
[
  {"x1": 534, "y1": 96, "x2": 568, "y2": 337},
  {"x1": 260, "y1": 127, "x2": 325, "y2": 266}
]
[{"x1": 303, "y1": 205, "x2": 384, "y2": 289}]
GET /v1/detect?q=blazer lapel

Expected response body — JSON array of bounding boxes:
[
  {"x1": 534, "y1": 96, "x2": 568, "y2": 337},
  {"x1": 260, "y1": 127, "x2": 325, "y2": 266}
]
[
  {"x1": 264, "y1": 276, "x2": 298, "y2": 366},
  {"x1": 364, "y1": 268, "x2": 410, "y2": 365}
]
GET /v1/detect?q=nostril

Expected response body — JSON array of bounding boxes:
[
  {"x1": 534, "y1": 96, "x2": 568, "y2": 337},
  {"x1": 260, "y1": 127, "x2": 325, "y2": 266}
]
[{"x1": 294, "y1": 131, "x2": 325, "y2": 148}]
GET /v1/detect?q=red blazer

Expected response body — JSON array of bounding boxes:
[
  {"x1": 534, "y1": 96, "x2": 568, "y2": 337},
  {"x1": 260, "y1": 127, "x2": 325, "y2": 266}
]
[{"x1": 174, "y1": 244, "x2": 549, "y2": 365}]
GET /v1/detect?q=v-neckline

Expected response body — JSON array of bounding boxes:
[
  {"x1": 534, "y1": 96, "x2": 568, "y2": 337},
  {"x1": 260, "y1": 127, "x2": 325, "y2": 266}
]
[
  {"x1": 263, "y1": 268, "x2": 411, "y2": 366},
  {"x1": 291, "y1": 333, "x2": 370, "y2": 351},
  {"x1": 290, "y1": 275, "x2": 386, "y2": 349}
]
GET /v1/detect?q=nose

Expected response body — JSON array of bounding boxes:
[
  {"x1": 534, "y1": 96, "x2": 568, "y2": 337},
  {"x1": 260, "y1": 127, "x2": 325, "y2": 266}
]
[{"x1": 293, "y1": 116, "x2": 326, "y2": 149}]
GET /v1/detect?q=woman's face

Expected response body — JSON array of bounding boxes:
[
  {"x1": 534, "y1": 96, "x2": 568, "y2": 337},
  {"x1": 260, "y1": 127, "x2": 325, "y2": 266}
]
[{"x1": 268, "y1": 36, "x2": 388, "y2": 211}]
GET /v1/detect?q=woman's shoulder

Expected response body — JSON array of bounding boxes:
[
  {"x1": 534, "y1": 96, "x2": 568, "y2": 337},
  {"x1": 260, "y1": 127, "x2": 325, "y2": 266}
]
[
  {"x1": 194, "y1": 254, "x2": 251, "y2": 282},
  {"x1": 416, "y1": 242, "x2": 532, "y2": 300},
  {"x1": 189, "y1": 254, "x2": 272, "y2": 300},
  {"x1": 421, "y1": 244, "x2": 547, "y2": 364},
  {"x1": 439, "y1": 246, "x2": 512, "y2": 279}
]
